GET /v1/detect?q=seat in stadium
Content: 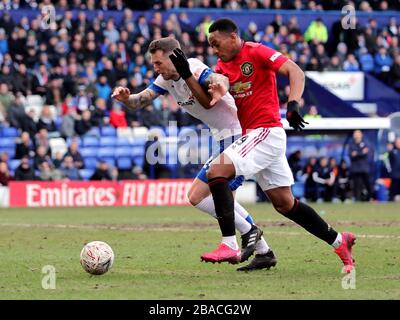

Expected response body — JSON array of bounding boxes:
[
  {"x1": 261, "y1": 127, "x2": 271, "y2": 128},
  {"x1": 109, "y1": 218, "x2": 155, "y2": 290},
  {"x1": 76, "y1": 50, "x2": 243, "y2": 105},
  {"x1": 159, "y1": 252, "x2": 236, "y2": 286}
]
[
  {"x1": 98, "y1": 147, "x2": 115, "y2": 158},
  {"x1": 85, "y1": 127, "x2": 100, "y2": 137},
  {"x1": 292, "y1": 182, "x2": 305, "y2": 199},
  {"x1": 101, "y1": 126, "x2": 117, "y2": 136},
  {"x1": 1, "y1": 127, "x2": 19, "y2": 137},
  {"x1": 116, "y1": 137, "x2": 132, "y2": 147},
  {"x1": 131, "y1": 146, "x2": 145, "y2": 158},
  {"x1": 0, "y1": 137, "x2": 16, "y2": 148},
  {"x1": 117, "y1": 157, "x2": 132, "y2": 170},
  {"x1": 0, "y1": 148, "x2": 15, "y2": 159},
  {"x1": 133, "y1": 155, "x2": 144, "y2": 168},
  {"x1": 82, "y1": 136, "x2": 99, "y2": 147},
  {"x1": 100, "y1": 157, "x2": 115, "y2": 167},
  {"x1": 8, "y1": 159, "x2": 21, "y2": 171},
  {"x1": 100, "y1": 136, "x2": 117, "y2": 147},
  {"x1": 79, "y1": 169, "x2": 94, "y2": 180},
  {"x1": 66, "y1": 136, "x2": 82, "y2": 146},
  {"x1": 83, "y1": 157, "x2": 98, "y2": 170},
  {"x1": 49, "y1": 137, "x2": 67, "y2": 159},
  {"x1": 80, "y1": 148, "x2": 98, "y2": 158},
  {"x1": 132, "y1": 126, "x2": 149, "y2": 139},
  {"x1": 132, "y1": 138, "x2": 147, "y2": 147},
  {"x1": 115, "y1": 147, "x2": 132, "y2": 158}
]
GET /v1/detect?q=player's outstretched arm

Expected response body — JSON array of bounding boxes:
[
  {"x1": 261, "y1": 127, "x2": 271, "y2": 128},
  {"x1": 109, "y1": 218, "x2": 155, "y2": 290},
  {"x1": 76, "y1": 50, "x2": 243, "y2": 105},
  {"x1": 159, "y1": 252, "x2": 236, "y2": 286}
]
[
  {"x1": 169, "y1": 48, "x2": 215, "y2": 109},
  {"x1": 278, "y1": 60, "x2": 308, "y2": 131},
  {"x1": 111, "y1": 87, "x2": 159, "y2": 110}
]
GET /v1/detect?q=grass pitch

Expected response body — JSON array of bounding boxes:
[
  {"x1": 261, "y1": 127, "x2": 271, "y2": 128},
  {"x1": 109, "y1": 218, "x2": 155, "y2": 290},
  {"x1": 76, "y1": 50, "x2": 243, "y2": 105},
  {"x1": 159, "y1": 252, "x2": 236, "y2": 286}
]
[{"x1": 0, "y1": 202, "x2": 399, "y2": 300}]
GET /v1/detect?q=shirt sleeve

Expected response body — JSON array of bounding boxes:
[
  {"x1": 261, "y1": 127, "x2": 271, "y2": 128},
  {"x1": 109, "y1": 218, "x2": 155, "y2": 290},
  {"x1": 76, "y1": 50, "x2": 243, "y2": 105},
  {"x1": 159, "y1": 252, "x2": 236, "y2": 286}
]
[
  {"x1": 254, "y1": 44, "x2": 288, "y2": 72},
  {"x1": 187, "y1": 58, "x2": 213, "y2": 87},
  {"x1": 148, "y1": 75, "x2": 168, "y2": 95}
]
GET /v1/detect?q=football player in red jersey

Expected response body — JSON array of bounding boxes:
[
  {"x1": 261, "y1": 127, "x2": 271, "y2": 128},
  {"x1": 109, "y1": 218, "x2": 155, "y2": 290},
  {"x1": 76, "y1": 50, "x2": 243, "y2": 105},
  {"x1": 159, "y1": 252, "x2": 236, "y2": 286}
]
[{"x1": 173, "y1": 18, "x2": 356, "y2": 272}]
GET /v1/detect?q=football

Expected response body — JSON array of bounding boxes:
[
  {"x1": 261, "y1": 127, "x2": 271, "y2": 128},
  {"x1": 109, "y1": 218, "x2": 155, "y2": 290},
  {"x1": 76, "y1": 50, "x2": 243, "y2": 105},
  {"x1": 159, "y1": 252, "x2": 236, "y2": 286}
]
[{"x1": 80, "y1": 241, "x2": 114, "y2": 275}]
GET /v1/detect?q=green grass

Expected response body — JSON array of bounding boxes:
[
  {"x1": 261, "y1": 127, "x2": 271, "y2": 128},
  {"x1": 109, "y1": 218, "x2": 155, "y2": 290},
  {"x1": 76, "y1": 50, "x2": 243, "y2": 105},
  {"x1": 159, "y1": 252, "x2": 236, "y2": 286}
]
[{"x1": 0, "y1": 203, "x2": 399, "y2": 300}]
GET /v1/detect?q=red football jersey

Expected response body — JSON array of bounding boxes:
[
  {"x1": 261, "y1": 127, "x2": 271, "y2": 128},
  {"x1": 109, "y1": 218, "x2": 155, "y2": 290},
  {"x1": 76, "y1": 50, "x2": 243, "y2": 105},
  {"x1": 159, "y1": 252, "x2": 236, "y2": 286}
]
[{"x1": 215, "y1": 42, "x2": 288, "y2": 133}]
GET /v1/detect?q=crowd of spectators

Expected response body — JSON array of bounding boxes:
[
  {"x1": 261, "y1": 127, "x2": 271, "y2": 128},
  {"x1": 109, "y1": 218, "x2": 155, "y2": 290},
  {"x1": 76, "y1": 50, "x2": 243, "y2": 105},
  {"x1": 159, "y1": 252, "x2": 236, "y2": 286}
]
[
  {"x1": 287, "y1": 130, "x2": 400, "y2": 202},
  {"x1": 2, "y1": 1, "x2": 398, "y2": 11}
]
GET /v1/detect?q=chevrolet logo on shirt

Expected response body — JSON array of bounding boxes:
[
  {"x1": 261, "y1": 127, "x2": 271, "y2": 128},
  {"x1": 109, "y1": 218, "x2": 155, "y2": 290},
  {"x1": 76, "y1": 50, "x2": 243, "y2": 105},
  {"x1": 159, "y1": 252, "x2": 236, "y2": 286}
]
[{"x1": 230, "y1": 81, "x2": 252, "y2": 94}]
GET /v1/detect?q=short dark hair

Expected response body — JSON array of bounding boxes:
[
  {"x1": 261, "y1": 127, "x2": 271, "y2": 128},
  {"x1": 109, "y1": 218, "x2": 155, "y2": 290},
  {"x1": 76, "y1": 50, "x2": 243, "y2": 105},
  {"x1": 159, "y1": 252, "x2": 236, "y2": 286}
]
[
  {"x1": 148, "y1": 37, "x2": 181, "y2": 54},
  {"x1": 209, "y1": 18, "x2": 238, "y2": 34}
]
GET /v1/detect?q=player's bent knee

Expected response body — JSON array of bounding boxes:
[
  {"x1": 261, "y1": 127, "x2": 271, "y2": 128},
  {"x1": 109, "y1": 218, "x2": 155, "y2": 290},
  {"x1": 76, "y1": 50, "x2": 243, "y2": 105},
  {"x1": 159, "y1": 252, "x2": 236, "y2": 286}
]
[
  {"x1": 272, "y1": 199, "x2": 295, "y2": 215},
  {"x1": 187, "y1": 190, "x2": 203, "y2": 207}
]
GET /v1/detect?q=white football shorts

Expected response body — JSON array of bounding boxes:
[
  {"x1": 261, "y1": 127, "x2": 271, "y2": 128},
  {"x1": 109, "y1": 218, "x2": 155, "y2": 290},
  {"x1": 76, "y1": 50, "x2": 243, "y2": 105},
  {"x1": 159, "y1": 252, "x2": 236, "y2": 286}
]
[{"x1": 223, "y1": 127, "x2": 294, "y2": 191}]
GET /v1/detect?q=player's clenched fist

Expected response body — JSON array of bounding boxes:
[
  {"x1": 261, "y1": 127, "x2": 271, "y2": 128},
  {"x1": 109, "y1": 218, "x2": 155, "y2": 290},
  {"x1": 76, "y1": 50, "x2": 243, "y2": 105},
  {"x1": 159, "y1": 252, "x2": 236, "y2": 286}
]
[{"x1": 111, "y1": 87, "x2": 130, "y2": 103}]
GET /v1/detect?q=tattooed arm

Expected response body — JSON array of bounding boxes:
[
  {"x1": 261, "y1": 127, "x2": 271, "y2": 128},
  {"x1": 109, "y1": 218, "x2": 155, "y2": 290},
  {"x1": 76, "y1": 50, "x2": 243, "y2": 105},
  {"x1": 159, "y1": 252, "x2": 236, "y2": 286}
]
[{"x1": 111, "y1": 87, "x2": 159, "y2": 110}]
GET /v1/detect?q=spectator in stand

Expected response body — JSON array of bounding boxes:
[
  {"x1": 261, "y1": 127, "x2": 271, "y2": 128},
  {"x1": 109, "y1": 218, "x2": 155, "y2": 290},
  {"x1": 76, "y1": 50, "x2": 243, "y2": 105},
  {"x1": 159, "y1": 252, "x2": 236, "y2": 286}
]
[
  {"x1": 20, "y1": 108, "x2": 38, "y2": 140},
  {"x1": 60, "y1": 107, "x2": 77, "y2": 139},
  {"x1": 390, "y1": 54, "x2": 400, "y2": 92},
  {"x1": 74, "y1": 109, "x2": 93, "y2": 136},
  {"x1": 389, "y1": 137, "x2": 400, "y2": 201},
  {"x1": 95, "y1": 75, "x2": 112, "y2": 102},
  {"x1": 343, "y1": 54, "x2": 360, "y2": 71},
  {"x1": 35, "y1": 128, "x2": 52, "y2": 155},
  {"x1": 304, "y1": 105, "x2": 322, "y2": 120},
  {"x1": 288, "y1": 150, "x2": 302, "y2": 181},
  {"x1": 15, "y1": 131, "x2": 34, "y2": 160},
  {"x1": 60, "y1": 155, "x2": 82, "y2": 180},
  {"x1": 52, "y1": 151, "x2": 64, "y2": 169},
  {"x1": 63, "y1": 139, "x2": 84, "y2": 169},
  {"x1": 301, "y1": 157, "x2": 317, "y2": 201},
  {"x1": 7, "y1": 92, "x2": 25, "y2": 129},
  {"x1": 374, "y1": 46, "x2": 393, "y2": 82},
  {"x1": 0, "y1": 161, "x2": 12, "y2": 186},
  {"x1": 33, "y1": 145, "x2": 53, "y2": 170},
  {"x1": 37, "y1": 105, "x2": 59, "y2": 137},
  {"x1": 140, "y1": 104, "x2": 164, "y2": 128},
  {"x1": 90, "y1": 160, "x2": 112, "y2": 180},
  {"x1": 109, "y1": 103, "x2": 128, "y2": 128},
  {"x1": 302, "y1": 156, "x2": 318, "y2": 202},
  {"x1": 349, "y1": 130, "x2": 372, "y2": 201},
  {"x1": 14, "y1": 156, "x2": 37, "y2": 181},
  {"x1": 39, "y1": 160, "x2": 64, "y2": 181},
  {"x1": 91, "y1": 98, "x2": 109, "y2": 127},
  {"x1": 337, "y1": 159, "x2": 352, "y2": 202},
  {"x1": 313, "y1": 156, "x2": 336, "y2": 202},
  {"x1": 32, "y1": 64, "x2": 49, "y2": 96},
  {"x1": 0, "y1": 83, "x2": 13, "y2": 115},
  {"x1": 304, "y1": 18, "x2": 328, "y2": 44}
]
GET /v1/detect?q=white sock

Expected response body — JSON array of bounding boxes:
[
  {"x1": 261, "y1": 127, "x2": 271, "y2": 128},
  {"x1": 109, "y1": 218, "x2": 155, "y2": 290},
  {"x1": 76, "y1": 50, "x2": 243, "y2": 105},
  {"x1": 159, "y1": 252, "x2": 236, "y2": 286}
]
[
  {"x1": 233, "y1": 201, "x2": 253, "y2": 222},
  {"x1": 233, "y1": 201, "x2": 272, "y2": 254},
  {"x1": 331, "y1": 233, "x2": 343, "y2": 249},
  {"x1": 222, "y1": 236, "x2": 239, "y2": 250},
  {"x1": 195, "y1": 195, "x2": 252, "y2": 235},
  {"x1": 194, "y1": 196, "x2": 217, "y2": 218},
  {"x1": 255, "y1": 236, "x2": 270, "y2": 255}
]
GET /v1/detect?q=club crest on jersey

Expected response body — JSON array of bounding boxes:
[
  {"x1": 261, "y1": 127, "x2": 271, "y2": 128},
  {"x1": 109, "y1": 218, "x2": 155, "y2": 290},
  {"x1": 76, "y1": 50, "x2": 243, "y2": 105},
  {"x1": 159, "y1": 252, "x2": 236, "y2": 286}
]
[{"x1": 240, "y1": 62, "x2": 253, "y2": 76}]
